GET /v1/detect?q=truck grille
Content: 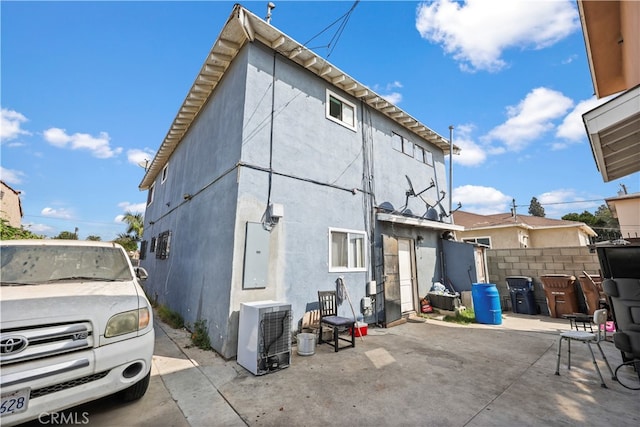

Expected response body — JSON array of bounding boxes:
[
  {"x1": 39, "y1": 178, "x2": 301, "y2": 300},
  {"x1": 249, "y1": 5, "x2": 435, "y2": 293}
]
[
  {"x1": 0, "y1": 322, "x2": 93, "y2": 366},
  {"x1": 30, "y1": 371, "x2": 110, "y2": 399}
]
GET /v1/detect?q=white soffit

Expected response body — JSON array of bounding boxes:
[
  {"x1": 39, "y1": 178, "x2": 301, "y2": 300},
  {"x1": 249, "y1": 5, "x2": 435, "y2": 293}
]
[
  {"x1": 376, "y1": 213, "x2": 464, "y2": 231},
  {"x1": 583, "y1": 85, "x2": 640, "y2": 182}
]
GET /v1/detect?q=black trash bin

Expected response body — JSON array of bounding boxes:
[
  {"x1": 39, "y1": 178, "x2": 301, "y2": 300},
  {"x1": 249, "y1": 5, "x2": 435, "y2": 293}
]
[{"x1": 506, "y1": 276, "x2": 538, "y2": 315}]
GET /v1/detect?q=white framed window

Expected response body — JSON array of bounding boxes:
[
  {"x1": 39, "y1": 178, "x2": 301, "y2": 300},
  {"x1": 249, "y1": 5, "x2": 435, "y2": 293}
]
[
  {"x1": 161, "y1": 163, "x2": 169, "y2": 184},
  {"x1": 326, "y1": 90, "x2": 356, "y2": 131},
  {"x1": 146, "y1": 184, "x2": 155, "y2": 206},
  {"x1": 329, "y1": 228, "x2": 366, "y2": 272},
  {"x1": 424, "y1": 150, "x2": 433, "y2": 166},
  {"x1": 392, "y1": 133, "x2": 403, "y2": 152},
  {"x1": 463, "y1": 237, "x2": 491, "y2": 248}
]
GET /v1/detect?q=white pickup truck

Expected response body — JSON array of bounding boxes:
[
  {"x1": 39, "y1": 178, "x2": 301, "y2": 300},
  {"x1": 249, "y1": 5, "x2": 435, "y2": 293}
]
[{"x1": 0, "y1": 240, "x2": 154, "y2": 426}]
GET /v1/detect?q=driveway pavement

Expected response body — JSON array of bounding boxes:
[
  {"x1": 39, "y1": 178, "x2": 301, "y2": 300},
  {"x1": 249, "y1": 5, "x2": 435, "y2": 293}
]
[{"x1": 154, "y1": 312, "x2": 639, "y2": 427}]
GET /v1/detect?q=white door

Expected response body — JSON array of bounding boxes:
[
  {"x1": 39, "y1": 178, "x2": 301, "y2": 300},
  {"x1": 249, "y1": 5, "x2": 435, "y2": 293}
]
[{"x1": 398, "y1": 239, "x2": 414, "y2": 313}]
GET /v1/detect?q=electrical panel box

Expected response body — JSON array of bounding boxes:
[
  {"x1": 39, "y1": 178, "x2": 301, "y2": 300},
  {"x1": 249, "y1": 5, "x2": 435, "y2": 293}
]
[{"x1": 237, "y1": 301, "x2": 291, "y2": 375}]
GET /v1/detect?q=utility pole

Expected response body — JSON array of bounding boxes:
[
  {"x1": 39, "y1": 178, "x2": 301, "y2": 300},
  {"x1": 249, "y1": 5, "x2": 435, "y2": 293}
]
[{"x1": 449, "y1": 125, "x2": 454, "y2": 216}]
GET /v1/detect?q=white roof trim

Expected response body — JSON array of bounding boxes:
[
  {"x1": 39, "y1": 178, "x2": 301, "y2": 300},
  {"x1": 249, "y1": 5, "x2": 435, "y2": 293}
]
[
  {"x1": 377, "y1": 213, "x2": 464, "y2": 232},
  {"x1": 140, "y1": 4, "x2": 457, "y2": 189}
]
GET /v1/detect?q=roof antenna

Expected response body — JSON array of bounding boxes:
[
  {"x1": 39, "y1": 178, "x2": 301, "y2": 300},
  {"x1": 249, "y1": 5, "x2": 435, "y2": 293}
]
[{"x1": 266, "y1": 2, "x2": 276, "y2": 24}]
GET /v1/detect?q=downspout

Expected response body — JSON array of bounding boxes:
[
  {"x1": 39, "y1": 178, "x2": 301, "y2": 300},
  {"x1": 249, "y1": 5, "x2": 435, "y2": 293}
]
[{"x1": 263, "y1": 51, "x2": 277, "y2": 230}]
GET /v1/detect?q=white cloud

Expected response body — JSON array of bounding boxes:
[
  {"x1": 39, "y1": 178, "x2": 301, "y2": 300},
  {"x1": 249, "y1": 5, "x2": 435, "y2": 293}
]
[
  {"x1": 0, "y1": 166, "x2": 26, "y2": 185},
  {"x1": 415, "y1": 0, "x2": 579, "y2": 72},
  {"x1": 537, "y1": 189, "x2": 600, "y2": 218},
  {"x1": 451, "y1": 124, "x2": 486, "y2": 166},
  {"x1": 114, "y1": 202, "x2": 146, "y2": 223},
  {"x1": 127, "y1": 148, "x2": 155, "y2": 167},
  {"x1": 453, "y1": 184, "x2": 512, "y2": 214},
  {"x1": 1, "y1": 108, "x2": 31, "y2": 142},
  {"x1": 553, "y1": 96, "x2": 613, "y2": 148},
  {"x1": 484, "y1": 87, "x2": 573, "y2": 151},
  {"x1": 43, "y1": 127, "x2": 123, "y2": 159},
  {"x1": 41, "y1": 207, "x2": 74, "y2": 219},
  {"x1": 23, "y1": 222, "x2": 55, "y2": 234},
  {"x1": 382, "y1": 92, "x2": 402, "y2": 104}
]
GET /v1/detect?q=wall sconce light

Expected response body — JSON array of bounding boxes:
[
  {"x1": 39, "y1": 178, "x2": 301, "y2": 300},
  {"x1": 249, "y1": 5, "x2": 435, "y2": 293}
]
[
  {"x1": 149, "y1": 221, "x2": 155, "y2": 225},
  {"x1": 183, "y1": 193, "x2": 193, "y2": 200}
]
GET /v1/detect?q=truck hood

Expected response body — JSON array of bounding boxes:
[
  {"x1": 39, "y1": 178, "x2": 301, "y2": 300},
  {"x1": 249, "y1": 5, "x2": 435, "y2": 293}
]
[{"x1": 0, "y1": 281, "x2": 143, "y2": 329}]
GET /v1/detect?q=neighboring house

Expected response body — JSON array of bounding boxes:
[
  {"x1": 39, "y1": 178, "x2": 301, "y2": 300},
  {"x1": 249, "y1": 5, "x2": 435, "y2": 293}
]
[
  {"x1": 138, "y1": 5, "x2": 465, "y2": 358},
  {"x1": 0, "y1": 180, "x2": 23, "y2": 228},
  {"x1": 605, "y1": 190, "x2": 640, "y2": 243},
  {"x1": 578, "y1": 0, "x2": 640, "y2": 182},
  {"x1": 451, "y1": 211, "x2": 596, "y2": 249}
]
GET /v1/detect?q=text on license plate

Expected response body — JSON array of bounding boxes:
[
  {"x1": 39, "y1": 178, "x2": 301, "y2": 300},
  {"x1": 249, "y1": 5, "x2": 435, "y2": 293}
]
[{"x1": 0, "y1": 388, "x2": 30, "y2": 417}]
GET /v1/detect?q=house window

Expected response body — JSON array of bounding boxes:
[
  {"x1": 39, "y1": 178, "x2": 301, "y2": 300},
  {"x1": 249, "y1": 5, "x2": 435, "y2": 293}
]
[
  {"x1": 161, "y1": 163, "x2": 169, "y2": 184},
  {"x1": 156, "y1": 231, "x2": 171, "y2": 259},
  {"x1": 463, "y1": 237, "x2": 491, "y2": 248},
  {"x1": 326, "y1": 90, "x2": 356, "y2": 131},
  {"x1": 329, "y1": 228, "x2": 366, "y2": 272},
  {"x1": 150, "y1": 237, "x2": 156, "y2": 253},
  {"x1": 392, "y1": 133, "x2": 402, "y2": 152},
  {"x1": 392, "y1": 132, "x2": 414, "y2": 157},
  {"x1": 424, "y1": 150, "x2": 433, "y2": 166},
  {"x1": 147, "y1": 184, "x2": 155, "y2": 206},
  {"x1": 140, "y1": 240, "x2": 147, "y2": 260}
]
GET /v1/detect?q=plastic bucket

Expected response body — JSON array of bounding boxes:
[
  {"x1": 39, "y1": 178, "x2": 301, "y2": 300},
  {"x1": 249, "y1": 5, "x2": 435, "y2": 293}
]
[
  {"x1": 472, "y1": 283, "x2": 502, "y2": 325},
  {"x1": 297, "y1": 333, "x2": 316, "y2": 356}
]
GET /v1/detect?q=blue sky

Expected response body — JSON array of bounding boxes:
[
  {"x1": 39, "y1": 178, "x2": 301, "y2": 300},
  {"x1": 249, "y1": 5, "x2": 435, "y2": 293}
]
[{"x1": 2, "y1": 0, "x2": 638, "y2": 240}]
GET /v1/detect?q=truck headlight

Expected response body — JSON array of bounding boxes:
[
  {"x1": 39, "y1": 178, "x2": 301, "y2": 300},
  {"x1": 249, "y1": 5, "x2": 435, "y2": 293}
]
[{"x1": 105, "y1": 307, "x2": 150, "y2": 338}]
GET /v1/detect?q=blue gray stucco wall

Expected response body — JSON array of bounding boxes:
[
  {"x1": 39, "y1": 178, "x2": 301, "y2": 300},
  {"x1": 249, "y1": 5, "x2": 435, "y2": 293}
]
[{"x1": 142, "y1": 40, "x2": 453, "y2": 358}]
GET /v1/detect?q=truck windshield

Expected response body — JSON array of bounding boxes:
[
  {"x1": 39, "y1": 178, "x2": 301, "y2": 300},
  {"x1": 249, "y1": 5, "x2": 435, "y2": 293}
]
[{"x1": 1, "y1": 245, "x2": 133, "y2": 285}]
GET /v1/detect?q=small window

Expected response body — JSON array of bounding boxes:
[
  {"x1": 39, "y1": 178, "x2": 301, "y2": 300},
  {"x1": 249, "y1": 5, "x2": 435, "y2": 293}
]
[
  {"x1": 392, "y1": 133, "x2": 402, "y2": 152},
  {"x1": 414, "y1": 146, "x2": 424, "y2": 162},
  {"x1": 329, "y1": 228, "x2": 366, "y2": 272},
  {"x1": 146, "y1": 184, "x2": 155, "y2": 206},
  {"x1": 161, "y1": 163, "x2": 169, "y2": 184},
  {"x1": 424, "y1": 150, "x2": 433, "y2": 166},
  {"x1": 402, "y1": 138, "x2": 414, "y2": 156},
  {"x1": 156, "y1": 231, "x2": 171, "y2": 260},
  {"x1": 140, "y1": 240, "x2": 148, "y2": 260},
  {"x1": 150, "y1": 237, "x2": 156, "y2": 253},
  {"x1": 326, "y1": 91, "x2": 356, "y2": 131},
  {"x1": 463, "y1": 237, "x2": 491, "y2": 248}
]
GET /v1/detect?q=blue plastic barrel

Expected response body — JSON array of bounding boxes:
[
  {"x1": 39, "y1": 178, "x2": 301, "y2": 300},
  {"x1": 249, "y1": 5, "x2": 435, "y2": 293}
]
[{"x1": 472, "y1": 283, "x2": 502, "y2": 325}]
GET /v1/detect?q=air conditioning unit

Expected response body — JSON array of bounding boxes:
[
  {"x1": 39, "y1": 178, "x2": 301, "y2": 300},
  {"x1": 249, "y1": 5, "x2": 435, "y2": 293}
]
[{"x1": 237, "y1": 301, "x2": 292, "y2": 375}]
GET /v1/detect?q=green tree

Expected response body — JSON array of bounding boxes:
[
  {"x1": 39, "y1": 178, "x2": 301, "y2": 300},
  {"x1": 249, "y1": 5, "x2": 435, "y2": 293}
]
[
  {"x1": 113, "y1": 233, "x2": 138, "y2": 252},
  {"x1": 122, "y1": 212, "x2": 144, "y2": 241},
  {"x1": 54, "y1": 230, "x2": 78, "y2": 240},
  {"x1": 86, "y1": 235, "x2": 102, "y2": 241},
  {"x1": 0, "y1": 219, "x2": 43, "y2": 240},
  {"x1": 528, "y1": 197, "x2": 545, "y2": 217},
  {"x1": 562, "y1": 205, "x2": 621, "y2": 242}
]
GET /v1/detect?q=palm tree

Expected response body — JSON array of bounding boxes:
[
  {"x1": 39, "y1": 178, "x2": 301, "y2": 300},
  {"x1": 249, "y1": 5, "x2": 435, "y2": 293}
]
[{"x1": 122, "y1": 212, "x2": 144, "y2": 241}]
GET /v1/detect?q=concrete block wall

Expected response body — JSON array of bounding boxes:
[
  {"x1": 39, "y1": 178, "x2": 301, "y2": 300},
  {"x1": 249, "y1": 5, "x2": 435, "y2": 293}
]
[{"x1": 486, "y1": 247, "x2": 601, "y2": 316}]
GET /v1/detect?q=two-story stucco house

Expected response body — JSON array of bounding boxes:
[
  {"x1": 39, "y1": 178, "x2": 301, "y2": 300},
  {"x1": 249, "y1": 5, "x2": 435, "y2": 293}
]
[{"x1": 138, "y1": 5, "x2": 466, "y2": 358}]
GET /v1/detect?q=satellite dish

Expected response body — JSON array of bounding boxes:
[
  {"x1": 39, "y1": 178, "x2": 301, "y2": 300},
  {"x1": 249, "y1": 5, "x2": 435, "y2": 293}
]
[
  {"x1": 405, "y1": 175, "x2": 416, "y2": 197},
  {"x1": 379, "y1": 202, "x2": 395, "y2": 212},
  {"x1": 401, "y1": 208, "x2": 413, "y2": 217},
  {"x1": 424, "y1": 207, "x2": 438, "y2": 221}
]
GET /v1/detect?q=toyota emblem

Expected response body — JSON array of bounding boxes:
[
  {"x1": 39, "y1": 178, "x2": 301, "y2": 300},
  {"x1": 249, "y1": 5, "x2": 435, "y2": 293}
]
[{"x1": 0, "y1": 336, "x2": 29, "y2": 355}]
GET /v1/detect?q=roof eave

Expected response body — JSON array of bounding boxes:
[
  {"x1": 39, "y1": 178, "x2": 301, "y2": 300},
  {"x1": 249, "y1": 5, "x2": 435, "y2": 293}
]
[{"x1": 139, "y1": 5, "x2": 456, "y2": 190}]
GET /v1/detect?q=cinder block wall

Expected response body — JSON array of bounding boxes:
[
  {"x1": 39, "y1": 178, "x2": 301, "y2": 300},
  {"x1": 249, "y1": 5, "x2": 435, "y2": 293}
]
[{"x1": 486, "y1": 247, "x2": 601, "y2": 315}]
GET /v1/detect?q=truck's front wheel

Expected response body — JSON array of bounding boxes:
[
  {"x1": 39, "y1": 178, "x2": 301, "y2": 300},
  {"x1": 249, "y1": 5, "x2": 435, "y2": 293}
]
[{"x1": 119, "y1": 372, "x2": 151, "y2": 402}]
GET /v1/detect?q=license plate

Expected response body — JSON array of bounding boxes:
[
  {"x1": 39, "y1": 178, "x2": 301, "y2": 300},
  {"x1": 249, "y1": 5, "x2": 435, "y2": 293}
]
[{"x1": 0, "y1": 388, "x2": 30, "y2": 417}]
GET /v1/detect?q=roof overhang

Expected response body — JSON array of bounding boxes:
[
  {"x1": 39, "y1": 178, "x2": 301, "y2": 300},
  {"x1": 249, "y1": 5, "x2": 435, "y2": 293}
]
[
  {"x1": 139, "y1": 4, "x2": 458, "y2": 190},
  {"x1": 582, "y1": 85, "x2": 640, "y2": 182},
  {"x1": 376, "y1": 213, "x2": 463, "y2": 232}
]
